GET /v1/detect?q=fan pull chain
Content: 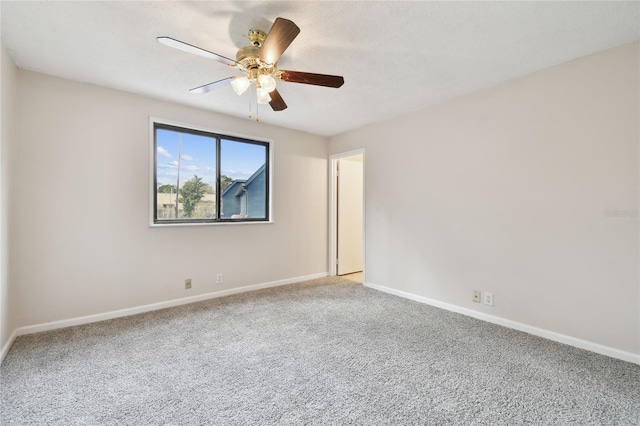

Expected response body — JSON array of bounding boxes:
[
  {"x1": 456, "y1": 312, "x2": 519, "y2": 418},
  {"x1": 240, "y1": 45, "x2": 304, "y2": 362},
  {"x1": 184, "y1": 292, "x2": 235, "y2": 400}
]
[
  {"x1": 246, "y1": 85, "x2": 263, "y2": 122},
  {"x1": 254, "y1": 84, "x2": 260, "y2": 122}
]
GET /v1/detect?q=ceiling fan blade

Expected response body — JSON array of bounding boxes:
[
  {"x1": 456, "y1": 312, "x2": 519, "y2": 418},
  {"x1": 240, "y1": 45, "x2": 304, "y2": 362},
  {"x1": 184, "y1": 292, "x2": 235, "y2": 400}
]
[
  {"x1": 258, "y1": 18, "x2": 300, "y2": 65},
  {"x1": 280, "y1": 70, "x2": 344, "y2": 88},
  {"x1": 189, "y1": 77, "x2": 233, "y2": 94},
  {"x1": 269, "y1": 89, "x2": 287, "y2": 111},
  {"x1": 157, "y1": 37, "x2": 236, "y2": 66}
]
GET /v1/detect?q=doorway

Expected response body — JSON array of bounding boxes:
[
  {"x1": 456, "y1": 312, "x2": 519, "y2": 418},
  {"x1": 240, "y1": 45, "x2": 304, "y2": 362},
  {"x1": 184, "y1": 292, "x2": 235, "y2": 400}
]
[{"x1": 329, "y1": 149, "x2": 364, "y2": 280}]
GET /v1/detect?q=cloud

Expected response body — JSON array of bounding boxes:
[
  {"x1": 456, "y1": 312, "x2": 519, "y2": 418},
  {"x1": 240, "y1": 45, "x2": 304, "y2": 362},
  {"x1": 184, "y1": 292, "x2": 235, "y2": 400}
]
[
  {"x1": 157, "y1": 146, "x2": 172, "y2": 158},
  {"x1": 158, "y1": 170, "x2": 177, "y2": 179},
  {"x1": 185, "y1": 165, "x2": 199, "y2": 172},
  {"x1": 222, "y1": 169, "x2": 251, "y2": 179},
  {"x1": 181, "y1": 154, "x2": 194, "y2": 161}
]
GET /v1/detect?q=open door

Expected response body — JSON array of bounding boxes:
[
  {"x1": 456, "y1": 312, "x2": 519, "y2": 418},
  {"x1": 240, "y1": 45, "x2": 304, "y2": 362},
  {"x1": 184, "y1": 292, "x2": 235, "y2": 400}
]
[{"x1": 336, "y1": 154, "x2": 363, "y2": 275}]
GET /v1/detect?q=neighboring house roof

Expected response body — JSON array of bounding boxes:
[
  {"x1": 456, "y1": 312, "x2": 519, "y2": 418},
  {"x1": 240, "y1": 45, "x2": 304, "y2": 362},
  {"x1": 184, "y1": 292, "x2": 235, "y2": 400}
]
[
  {"x1": 221, "y1": 180, "x2": 246, "y2": 197},
  {"x1": 221, "y1": 164, "x2": 266, "y2": 198},
  {"x1": 245, "y1": 164, "x2": 265, "y2": 187}
]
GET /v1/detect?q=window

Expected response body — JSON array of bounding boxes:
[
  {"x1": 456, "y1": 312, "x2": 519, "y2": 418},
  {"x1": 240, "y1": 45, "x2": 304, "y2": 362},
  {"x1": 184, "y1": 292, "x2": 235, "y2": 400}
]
[{"x1": 152, "y1": 121, "x2": 270, "y2": 225}]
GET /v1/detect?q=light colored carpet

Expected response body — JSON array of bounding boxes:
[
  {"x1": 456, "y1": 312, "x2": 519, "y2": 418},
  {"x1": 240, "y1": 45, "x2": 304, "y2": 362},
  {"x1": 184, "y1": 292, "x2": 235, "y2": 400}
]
[{"x1": 2, "y1": 276, "x2": 639, "y2": 425}]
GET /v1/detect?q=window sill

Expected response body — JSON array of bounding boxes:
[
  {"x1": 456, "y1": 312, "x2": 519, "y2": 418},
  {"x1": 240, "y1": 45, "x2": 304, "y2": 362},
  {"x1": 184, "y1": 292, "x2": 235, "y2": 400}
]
[{"x1": 149, "y1": 220, "x2": 274, "y2": 228}]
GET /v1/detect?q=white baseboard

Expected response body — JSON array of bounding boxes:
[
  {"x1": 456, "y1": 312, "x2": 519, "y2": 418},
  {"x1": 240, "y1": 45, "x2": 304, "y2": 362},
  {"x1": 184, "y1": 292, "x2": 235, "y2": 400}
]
[
  {"x1": 7, "y1": 274, "x2": 637, "y2": 366},
  {"x1": 0, "y1": 328, "x2": 17, "y2": 364},
  {"x1": 14, "y1": 272, "x2": 328, "y2": 338},
  {"x1": 364, "y1": 281, "x2": 640, "y2": 365}
]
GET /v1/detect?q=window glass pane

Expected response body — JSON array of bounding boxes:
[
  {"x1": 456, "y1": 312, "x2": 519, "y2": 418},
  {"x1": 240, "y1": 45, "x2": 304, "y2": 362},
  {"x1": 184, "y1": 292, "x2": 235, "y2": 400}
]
[
  {"x1": 220, "y1": 139, "x2": 267, "y2": 219},
  {"x1": 153, "y1": 122, "x2": 270, "y2": 225},
  {"x1": 156, "y1": 128, "x2": 217, "y2": 220}
]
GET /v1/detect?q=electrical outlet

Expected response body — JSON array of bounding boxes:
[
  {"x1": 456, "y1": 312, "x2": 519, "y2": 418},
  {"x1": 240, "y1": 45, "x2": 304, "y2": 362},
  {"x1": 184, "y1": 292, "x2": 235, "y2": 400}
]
[
  {"x1": 483, "y1": 292, "x2": 494, "y2": 306},
  {"x1": 216, "y1": 273, "x2": 223, "y2": 284},
  {"x1": 472, "y1": 290, "x2": 481, "y2": 303},
  {"x1": 185, "y1": 278, "x2": 192, "y2": 289}
]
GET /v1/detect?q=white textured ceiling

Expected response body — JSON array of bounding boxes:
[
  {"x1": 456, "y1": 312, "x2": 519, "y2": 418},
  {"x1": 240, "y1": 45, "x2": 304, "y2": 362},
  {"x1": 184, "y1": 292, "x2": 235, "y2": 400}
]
[{"x1": 1, "y1": 1, "x2": 638, "y2": 137}]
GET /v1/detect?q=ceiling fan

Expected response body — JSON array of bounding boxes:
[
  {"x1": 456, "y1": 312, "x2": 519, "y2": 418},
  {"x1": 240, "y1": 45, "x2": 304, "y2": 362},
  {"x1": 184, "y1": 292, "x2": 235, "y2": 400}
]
[{"x1": 157, "y1": 17, "x2": 344, "y2": 116}]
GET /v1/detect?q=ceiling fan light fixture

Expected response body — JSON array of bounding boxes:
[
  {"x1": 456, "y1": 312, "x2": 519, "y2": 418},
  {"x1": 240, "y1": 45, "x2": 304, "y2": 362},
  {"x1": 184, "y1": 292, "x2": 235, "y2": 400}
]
[
  {"x1": 230, "y1": 76, "x2": 251, "y2": 95},
  {"x1": 258, "y1": 74, "x2": 277, "y2": 93},
  {"x1": 158, "y1": 17, "x2": 343, "y2": 115},
  {"x1": 256, "y1": 87, "x2": 272, "y2": 104}
]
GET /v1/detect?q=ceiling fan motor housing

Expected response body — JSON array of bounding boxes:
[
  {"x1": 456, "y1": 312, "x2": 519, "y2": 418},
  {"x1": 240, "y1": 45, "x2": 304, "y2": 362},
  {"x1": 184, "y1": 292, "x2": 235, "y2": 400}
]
[
  {"x1": 236, "y1": 45, "x2": 261, "y2": 71},
  {"x1": 236, "y1": 44, "x2": 280, "y2": 78}
]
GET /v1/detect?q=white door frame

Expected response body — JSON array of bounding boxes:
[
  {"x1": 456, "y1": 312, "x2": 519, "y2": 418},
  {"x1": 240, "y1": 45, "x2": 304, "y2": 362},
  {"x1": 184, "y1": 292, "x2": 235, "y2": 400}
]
[{"x1": 329, "y1": 148, "x2": 365, "y2": 278}]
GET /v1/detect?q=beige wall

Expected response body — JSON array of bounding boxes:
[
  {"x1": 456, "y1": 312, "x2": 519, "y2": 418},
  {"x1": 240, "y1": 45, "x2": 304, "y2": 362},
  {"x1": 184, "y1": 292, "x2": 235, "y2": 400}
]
[
  {"x1": 11, "y1": 71, "x2": 328, "y2": 327},
  {"x1": 4, "y1": 39, "x2": 638, "y2": 362},
  {"x1": 1, "y1": 40, "x2": 17, "y2": 355},
  {"x1": 330, "y1": 42, "x2": 640, "y2": 356}
]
